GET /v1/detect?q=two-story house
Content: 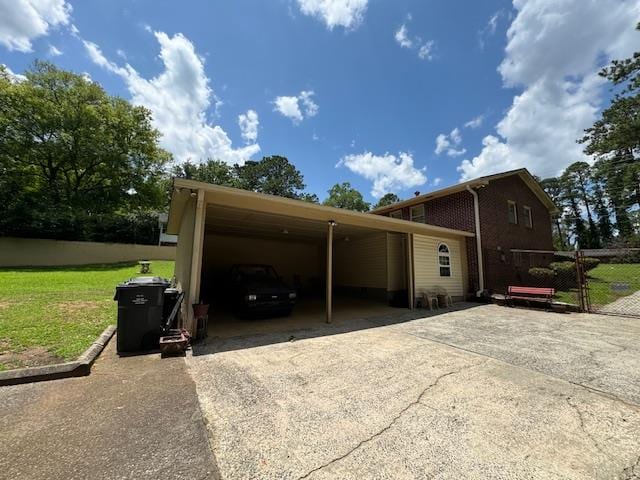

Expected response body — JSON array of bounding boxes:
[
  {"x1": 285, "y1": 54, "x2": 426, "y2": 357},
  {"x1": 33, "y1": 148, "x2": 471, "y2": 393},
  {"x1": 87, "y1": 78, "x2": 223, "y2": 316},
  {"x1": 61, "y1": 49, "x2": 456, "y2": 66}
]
[{"x1": 371, "y1": 169, "x2": 559, "y2": 296}]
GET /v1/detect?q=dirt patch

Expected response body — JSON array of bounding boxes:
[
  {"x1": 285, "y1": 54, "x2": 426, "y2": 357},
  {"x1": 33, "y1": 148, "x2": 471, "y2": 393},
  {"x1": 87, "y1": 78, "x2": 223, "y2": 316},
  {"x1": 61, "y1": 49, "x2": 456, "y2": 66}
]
[
  {"x1": 57, "y1": 300, "x2": 102, "y2": 314},
  {"x1": 0, "y1": 347, "x2": 64, "y2": 370},
  {"x1": 0, "y1": 301, "x2": 15, "y2": 310}
]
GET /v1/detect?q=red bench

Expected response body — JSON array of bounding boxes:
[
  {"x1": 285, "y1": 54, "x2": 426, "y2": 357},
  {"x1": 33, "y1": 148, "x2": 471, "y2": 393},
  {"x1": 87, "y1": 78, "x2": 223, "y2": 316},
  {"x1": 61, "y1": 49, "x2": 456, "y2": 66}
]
[{"x1": 507, "y1": 286, "x2": 555, "y2": 310}]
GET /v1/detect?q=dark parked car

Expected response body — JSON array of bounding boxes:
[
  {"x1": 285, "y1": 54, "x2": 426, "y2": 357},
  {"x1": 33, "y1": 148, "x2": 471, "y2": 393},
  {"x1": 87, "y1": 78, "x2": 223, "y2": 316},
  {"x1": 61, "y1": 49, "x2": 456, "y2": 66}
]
[{"x1": 229, "y1": 264, "x2": 296, "y2": 317}]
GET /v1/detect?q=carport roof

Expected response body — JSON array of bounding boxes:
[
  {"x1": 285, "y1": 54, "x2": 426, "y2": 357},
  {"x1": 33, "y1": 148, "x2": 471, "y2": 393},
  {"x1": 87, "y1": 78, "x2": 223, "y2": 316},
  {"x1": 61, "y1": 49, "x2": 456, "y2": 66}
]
[{"x1": 167, "y1": 178, "x2": 475, "y2": 239}]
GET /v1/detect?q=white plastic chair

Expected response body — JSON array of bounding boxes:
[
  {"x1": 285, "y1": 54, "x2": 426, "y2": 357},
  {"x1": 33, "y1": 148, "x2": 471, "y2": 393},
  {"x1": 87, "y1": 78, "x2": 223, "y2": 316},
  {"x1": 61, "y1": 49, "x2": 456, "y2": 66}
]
[
  {"x1": 422, "y1": 290, "x2": 439, "y2": 310},
  {"x1": 434, "y1": 286, "x2": 453, "y2": 307}
]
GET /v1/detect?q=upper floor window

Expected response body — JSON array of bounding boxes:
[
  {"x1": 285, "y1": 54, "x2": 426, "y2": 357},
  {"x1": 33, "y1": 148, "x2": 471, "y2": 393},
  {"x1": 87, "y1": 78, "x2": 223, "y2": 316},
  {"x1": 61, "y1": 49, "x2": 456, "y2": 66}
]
[
  {"x1": 508, "y1": 200, "x2": 518, "y2": 224},
  {"x1": 523, "y1": 206, "x2": 533, "y2": 228},
  {"x1": 390, "y1": 210, "x2": 403, "y2": 220},
  {"x1": 438, "y1": 243, "x2": 451, "y2": 277},
  {"x1": 410, "y1": 205, "x2": 425, "y2": 223}
]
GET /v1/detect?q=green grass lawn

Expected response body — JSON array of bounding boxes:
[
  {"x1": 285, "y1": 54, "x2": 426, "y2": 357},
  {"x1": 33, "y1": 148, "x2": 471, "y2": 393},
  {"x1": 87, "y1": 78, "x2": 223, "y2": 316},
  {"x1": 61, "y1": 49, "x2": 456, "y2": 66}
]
[
  {"x1": 586, "y1": 263, "x2": 640, "y2": 306},
  {"x1": 0, "y1": 261, "x2": 174, "y2": 371},
  {"x1": 553, "y1": 263, "x2": 640, "y2": 307}
]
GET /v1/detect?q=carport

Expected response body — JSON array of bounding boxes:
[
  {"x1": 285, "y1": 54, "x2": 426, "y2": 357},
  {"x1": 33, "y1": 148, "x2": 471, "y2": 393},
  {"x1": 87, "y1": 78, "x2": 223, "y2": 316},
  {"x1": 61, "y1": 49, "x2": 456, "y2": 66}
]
[{"x1": 166, "y1": 179, "x2": 474, "y2": 335}]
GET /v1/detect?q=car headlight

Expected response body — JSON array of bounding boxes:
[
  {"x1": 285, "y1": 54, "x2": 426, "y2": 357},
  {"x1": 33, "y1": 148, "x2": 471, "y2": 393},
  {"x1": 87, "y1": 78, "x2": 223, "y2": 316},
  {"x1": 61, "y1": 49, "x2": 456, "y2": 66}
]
[
  {"x1": 289, "y1": 292, "x2": 297, "y2": 299},
  {"x1": 247, "y1": 294, "x2": 257, "y2": 301}
]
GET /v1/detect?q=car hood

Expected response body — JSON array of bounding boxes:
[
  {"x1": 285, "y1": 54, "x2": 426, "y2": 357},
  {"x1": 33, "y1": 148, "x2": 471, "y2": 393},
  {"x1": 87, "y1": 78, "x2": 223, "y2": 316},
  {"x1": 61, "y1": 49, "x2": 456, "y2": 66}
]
[{"x1": 240, "y1": 278, "x2": 292, "y2": 294}]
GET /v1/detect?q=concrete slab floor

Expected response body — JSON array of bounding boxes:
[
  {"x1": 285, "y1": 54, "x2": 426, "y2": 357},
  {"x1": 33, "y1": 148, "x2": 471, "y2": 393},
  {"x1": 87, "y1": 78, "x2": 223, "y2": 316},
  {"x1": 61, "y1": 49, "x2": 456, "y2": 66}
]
[
  {"x1": 188, "y1": 304, "x2": 640, "y2": 480},
  {"x1": 0, "y1": 339, "x2": 218, "y2": 480},
  {"x1": 206, "y1": 296, "x2": 407, "y2": 339}
]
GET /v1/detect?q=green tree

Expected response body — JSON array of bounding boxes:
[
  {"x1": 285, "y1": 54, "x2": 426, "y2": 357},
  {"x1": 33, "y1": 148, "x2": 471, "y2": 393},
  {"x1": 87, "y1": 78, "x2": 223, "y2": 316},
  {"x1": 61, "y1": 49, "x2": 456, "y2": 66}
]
[
  {"x1": 541, "y1": 177, "x2": 568, "y2": 249},
  {"x1": 562, "y1": 162, "x2": 600, "y2": 247},
  {"x1": 323, "y1": 182, "x2": 370, "y2": 212},
  {"x1": 558, "y1": 172, "x2": 589, "y2": 248},
  {"x1": 235, "y1": 155, "x2": 306, "y2": 198},
  {"x1": 374, "y1": 193, "x2": 400, "y2": 209},
  {"x1": 172, "y1": 159, "x2": 237, "y2": 187},
  {"x1": 0, "y1": 62, "x2": 169, "y2": 240},
  {"x1": 299, "y1": 193, "x2": 320, "y2": 203},
  {"x1": 580, "y1": 23, "x2": 640, "y2": 241}
]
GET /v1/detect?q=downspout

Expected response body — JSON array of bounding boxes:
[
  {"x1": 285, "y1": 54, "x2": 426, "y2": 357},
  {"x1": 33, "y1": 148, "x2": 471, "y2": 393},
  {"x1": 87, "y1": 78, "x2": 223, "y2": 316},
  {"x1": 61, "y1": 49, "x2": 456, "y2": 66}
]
[{"x1": 466, "y1": 185, "x2": 484, "y2": 297}]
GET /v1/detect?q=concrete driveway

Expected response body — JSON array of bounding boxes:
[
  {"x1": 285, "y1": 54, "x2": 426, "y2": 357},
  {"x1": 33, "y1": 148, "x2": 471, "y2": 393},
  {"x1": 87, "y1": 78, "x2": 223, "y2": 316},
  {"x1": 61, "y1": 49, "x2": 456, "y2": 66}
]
[
  {"x1": 0, "y1": 340, "x2": 218, "y2": 480},
  {"x1": 188, "y1": 304, "x2": 640, "y2": 480}
]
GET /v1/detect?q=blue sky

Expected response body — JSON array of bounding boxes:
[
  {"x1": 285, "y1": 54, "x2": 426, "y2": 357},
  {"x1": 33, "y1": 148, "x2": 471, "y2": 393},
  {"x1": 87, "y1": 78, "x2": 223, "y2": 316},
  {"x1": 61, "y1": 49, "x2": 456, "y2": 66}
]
[{"x1": 1, "y1": 0, "x2": 639, "y2": 203}]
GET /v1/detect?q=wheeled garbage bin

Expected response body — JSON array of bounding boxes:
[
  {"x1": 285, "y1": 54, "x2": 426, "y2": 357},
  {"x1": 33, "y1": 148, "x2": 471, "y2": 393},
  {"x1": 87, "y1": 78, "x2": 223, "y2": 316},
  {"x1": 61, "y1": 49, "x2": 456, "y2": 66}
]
[{"x1": 114, "y1": 277, "x2": 170, "y2": 354}]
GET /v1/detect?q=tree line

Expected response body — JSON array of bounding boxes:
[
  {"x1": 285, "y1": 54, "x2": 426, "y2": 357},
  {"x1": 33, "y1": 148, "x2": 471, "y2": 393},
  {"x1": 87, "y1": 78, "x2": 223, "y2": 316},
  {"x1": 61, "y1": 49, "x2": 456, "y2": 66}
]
[
  {"x1": 4, "y1": 24, "x2": 635, "y2": 247},
  {"x1": 540, "y1": 24, "x2": 640, "y2": 250},
  {"x1": 0, "y1": 62, "x2": 395, "y2": 245}
]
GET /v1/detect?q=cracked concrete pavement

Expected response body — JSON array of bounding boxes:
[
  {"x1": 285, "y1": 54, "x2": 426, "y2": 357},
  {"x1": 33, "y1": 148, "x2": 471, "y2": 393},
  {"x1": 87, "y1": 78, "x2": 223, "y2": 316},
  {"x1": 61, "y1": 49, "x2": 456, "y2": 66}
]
[{"x1": 188, "y1": 304, "x2": 640, "y2": 479}]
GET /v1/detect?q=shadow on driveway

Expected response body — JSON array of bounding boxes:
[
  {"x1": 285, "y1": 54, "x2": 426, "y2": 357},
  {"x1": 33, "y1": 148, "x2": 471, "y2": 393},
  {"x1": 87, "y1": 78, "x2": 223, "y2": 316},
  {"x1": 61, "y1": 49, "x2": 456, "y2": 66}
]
[{"x1": 0, "y1": 339, "x2": 219, "y2": 480}]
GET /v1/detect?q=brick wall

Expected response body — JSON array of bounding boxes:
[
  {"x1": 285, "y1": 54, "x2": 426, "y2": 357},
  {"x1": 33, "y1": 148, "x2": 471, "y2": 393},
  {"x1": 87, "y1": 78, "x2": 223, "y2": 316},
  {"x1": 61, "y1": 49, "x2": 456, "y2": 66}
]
[
  {"x1": 424, "y1": 191, "x2": 476, "y2": 233},
  {"x1": 477, "y1": 175, "x2": 554, "y2": 292}
]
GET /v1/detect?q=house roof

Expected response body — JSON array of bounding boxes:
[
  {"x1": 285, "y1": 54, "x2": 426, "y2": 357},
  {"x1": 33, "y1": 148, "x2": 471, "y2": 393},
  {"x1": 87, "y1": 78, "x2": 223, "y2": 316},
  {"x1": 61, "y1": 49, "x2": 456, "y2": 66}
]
[
  {"x1": 167, "y1": 178, "x2": 475, "y2": 239},
  {"x1": 371, "y1": 168, "x2": 560, "y2": 215}
]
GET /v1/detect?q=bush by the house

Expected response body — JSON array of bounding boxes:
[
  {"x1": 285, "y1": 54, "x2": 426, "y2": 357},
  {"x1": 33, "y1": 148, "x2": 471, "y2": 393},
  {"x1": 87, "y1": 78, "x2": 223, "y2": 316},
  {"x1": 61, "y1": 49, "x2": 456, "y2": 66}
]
[
  {"x1": 528, "y1": 267, "x2": 555, "y2": 286},
  {"x1": 582, "y1": 257, "x2": 601, "y2": 271}
]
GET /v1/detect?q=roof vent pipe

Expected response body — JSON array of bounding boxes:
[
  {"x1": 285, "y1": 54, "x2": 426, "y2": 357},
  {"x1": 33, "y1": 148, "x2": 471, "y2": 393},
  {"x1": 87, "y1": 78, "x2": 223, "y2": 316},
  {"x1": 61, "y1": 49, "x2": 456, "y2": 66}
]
[{"x1": 466, "y1": 185, "x2": 485, "y2": 297}]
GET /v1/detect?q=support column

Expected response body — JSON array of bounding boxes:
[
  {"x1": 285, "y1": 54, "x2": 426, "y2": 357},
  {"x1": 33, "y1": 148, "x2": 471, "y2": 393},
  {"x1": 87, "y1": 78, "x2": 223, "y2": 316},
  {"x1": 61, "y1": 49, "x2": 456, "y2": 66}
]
[
  {"x1": 406, "y1": 233, "x2": 414, "y2": 310},
  {"x1": 188, "y1": 189, "x2": 206, "y2": 335},
  {"x1": 326, "y1": 220, "x2": 336, "y2": 323}
]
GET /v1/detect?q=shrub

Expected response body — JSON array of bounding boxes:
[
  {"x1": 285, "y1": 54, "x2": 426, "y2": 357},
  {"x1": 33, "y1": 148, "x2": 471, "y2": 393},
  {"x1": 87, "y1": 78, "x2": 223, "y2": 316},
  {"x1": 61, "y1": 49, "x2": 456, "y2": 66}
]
[
  {"x1": 550, "y1": 261, "x2": 577, "y2": 289},
  {"x1": 582, "y1": 257, "x2": 600, "y2": 272},
  {"x1": 528, "y1": 267, "x2": 555, "y2": 285}
]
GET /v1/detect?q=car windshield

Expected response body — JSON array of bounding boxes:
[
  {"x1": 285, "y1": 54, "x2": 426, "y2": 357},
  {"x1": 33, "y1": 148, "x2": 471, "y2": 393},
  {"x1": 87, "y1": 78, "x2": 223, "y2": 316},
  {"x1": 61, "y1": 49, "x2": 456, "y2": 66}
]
[{"x1": 233, "y1": 265, "x2": 278, "y2": 281}]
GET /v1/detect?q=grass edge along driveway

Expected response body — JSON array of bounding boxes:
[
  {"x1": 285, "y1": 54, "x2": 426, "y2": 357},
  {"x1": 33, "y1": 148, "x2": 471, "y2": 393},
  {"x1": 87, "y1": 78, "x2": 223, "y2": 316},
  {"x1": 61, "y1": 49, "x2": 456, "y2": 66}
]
[{"x1": 0, "y1": 261, "x2": 174, "y2": 371}]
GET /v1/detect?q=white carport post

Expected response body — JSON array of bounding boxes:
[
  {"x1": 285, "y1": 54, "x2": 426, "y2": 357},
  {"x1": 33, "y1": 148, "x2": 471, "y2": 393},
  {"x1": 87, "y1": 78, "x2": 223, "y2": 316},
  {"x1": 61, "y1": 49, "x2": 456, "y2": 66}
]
[
  {"x1": 326, "y1": 220, "x2": 336, "y2": 324},
  {"x1": 406, "y1": 233, "x2": 414, "y2": 310},
  {"x1": 187, "y1": 189, "x2": 206, "y2": 334}
]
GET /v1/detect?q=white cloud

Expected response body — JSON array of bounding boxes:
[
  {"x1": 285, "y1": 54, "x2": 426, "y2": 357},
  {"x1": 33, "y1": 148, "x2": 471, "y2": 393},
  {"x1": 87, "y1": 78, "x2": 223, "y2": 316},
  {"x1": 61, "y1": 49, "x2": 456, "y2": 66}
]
[
  {"x1": 273, "y1": 90, "x2": 318, "y2": 124},
  {"x1": 0, "y1": 0, "x2": 71, "y2": 52},
  {"x1": 1, "y1": 64, "x2": 26, "y2": 82},
  {"x1": 435, "y1": 128, "x2": 466, "y2": 157},
  {"x1": 116, "y1": 48, "x2": 127, "y2": 59},
  {"x1": 417, "y1": 41, "x2": 434, "y2": 60},
  {"x1": 238, "y1": 109, "x2": 259, "y2": 144},
  {"x1": 296, "y1": 0, "x2": 368, "y2": 30},
  {"x1": 273, "y1": 95, "x2": 303, "y2": 123},
  {"x1": 338, "y1": 151, "x2": 427, "y2": 198},
  {"x1": 394, "y1": 24, "x2": 412, "y2": 49},
  {"x1": 464, "y1": 115, "x2": 484, "y2": 129},
  {"x1": 48, "y1": 44, "x2": 62, "y2": 56},
  {"x1": 83, "y1": 31, "x2": 260, "y2": 165},
  {"x1": 393, "y1": 21, "x2": 435, "y2": 61},
  {"x1": 432, "y1": 177, "x2": 443, "y2": 187},
  {"x1": 459, "y1": 0, "x2": 640, "y2": 181},
  {"x1": 478, "y1": 10, "x2": 505, "y2": 49},
  {"x1": 299, "y1": 90, "x2": 319, "y2": 117}
]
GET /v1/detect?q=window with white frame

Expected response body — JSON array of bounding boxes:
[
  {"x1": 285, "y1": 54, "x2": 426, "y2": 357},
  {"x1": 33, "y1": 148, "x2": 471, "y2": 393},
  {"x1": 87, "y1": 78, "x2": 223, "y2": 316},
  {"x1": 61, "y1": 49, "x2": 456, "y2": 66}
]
[
  {"x1": 438, "y1": 243, "x2": 451, "y2": 277},
  {"x1": 508, "y1": 200, "x2": 518, "y2": 224},
  {"x1": 523, "y1": 205, "x2": 533, "y2": 228},
  {"x1": 390, "y1": 210, "x2": 403, "y2": 219},
  {"x1": 410, "y1": 205, "x2": 425, "y2": 223}
]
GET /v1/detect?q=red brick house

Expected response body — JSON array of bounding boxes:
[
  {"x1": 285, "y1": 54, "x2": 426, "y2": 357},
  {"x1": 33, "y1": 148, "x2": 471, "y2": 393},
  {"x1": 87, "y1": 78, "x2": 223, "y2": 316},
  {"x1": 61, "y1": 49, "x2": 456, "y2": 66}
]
[{"x1": 371, "y1": 169, "x2": 559, "y2": 296}]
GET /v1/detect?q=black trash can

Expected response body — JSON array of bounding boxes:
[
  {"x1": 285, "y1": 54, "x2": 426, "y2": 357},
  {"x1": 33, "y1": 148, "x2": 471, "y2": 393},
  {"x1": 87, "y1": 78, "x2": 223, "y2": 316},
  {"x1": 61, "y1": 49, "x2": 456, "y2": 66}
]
[{"x1": 114, "y1": 277, "x2": 170, "y2": 354}]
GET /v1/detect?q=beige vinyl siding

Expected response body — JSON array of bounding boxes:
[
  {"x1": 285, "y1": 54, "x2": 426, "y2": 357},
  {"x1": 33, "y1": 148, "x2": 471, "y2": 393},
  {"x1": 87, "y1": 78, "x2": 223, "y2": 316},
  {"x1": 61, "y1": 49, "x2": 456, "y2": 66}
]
[
  {"x1": 413, "y1": 234, "x2": 465, "y2": 299},
  {"x1": 201, "y1": 234, "x2": 321, "y2": 288},
  {"x1": 386, "y1": 233, "x2": 406, "y2": 291},
  {"x1": 334, "y1": 232, "x2": 387, "y2": 289}
]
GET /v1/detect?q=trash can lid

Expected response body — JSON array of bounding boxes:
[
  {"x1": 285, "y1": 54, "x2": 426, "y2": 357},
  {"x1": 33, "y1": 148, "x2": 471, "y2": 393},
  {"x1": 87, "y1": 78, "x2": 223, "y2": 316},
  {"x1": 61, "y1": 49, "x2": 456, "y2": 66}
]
[{"x1": 118, "y1": 276, "x2": 171, "y2": 287}]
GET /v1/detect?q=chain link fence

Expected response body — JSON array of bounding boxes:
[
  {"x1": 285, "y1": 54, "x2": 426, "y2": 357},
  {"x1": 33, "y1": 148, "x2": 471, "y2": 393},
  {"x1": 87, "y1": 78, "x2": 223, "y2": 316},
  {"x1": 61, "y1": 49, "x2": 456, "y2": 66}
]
[
  {"x1": 484, "y1": 249, "x2": 580, "y2": 308},
  {"x1": 492, "y1": 248, "x2": 640, "y2": 317},
  {"x1": 579, "y1": 249, "x2": 640, "y2": 317}
]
